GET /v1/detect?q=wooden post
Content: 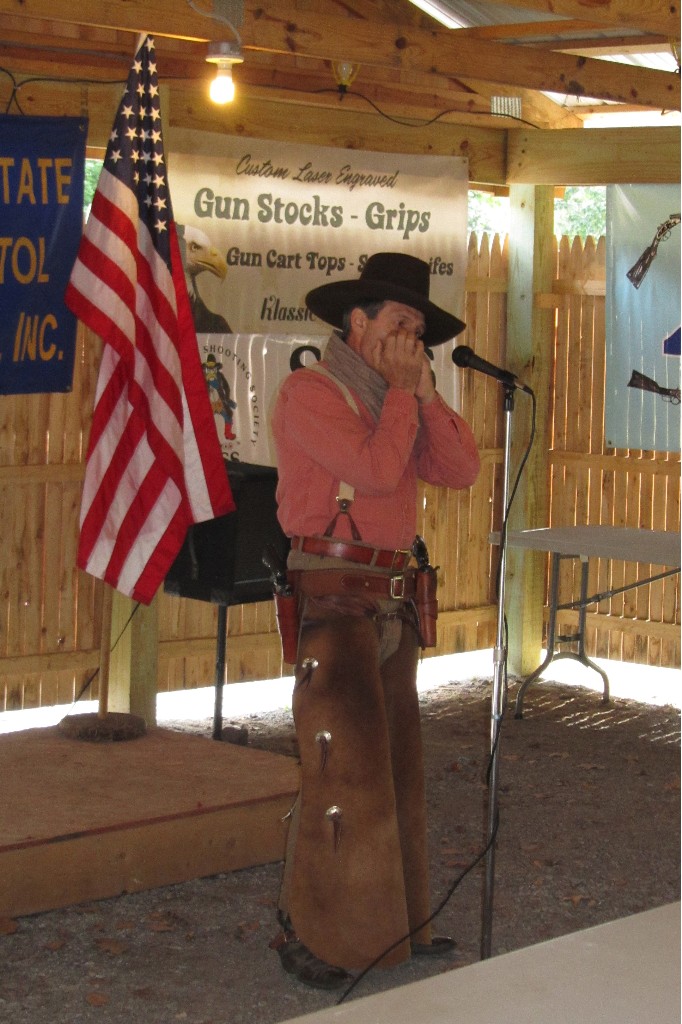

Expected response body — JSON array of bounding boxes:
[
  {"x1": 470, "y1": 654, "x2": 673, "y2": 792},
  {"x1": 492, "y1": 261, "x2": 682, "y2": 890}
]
[
  {"x1": 107, "y1": 590, "x2": 159, "y2": 726},
  {"x1": 97, "y1": 584, "x2": 114, "y2": 719},
  {"x1": 505, "y1": 184, "x2": 555, "y2": 676}
]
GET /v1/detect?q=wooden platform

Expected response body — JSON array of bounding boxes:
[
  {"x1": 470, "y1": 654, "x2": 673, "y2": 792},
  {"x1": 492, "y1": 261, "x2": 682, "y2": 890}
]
[{"x1": 0, "y1": 726, "x2": 299, "y2": 919}]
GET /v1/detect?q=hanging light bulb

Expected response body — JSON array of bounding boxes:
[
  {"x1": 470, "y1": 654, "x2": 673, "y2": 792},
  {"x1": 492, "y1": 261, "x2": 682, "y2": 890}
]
[
  {"x1": 332, "y1": 60, "x2": 359, "y2": 94},
  {"x1": 206, "y1": 41, "x2": 243, "y2": 105},
  {"x1": 210, "y1": 60, "x2": 236, "y2": 103}
]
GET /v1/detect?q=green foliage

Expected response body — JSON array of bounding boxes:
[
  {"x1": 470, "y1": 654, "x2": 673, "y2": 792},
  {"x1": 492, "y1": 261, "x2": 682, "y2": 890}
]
[
  {"x1": 467, "y1": 190, "x2": 510, "y2": 238},
  {"x1": 468, "y1": 186, "x2": 607, "y2": 240},
  {"x1": 554, "y1": 186, "x2": 606, "y2": 240},
  {"x1": 83, "y1": 158, "x2": 103, "y2": 213}
]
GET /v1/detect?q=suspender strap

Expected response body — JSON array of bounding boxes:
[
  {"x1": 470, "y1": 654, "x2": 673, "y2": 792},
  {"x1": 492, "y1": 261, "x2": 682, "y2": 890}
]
[{"x1": 310, "y1": 364, "x2": 362, "y2": 540}]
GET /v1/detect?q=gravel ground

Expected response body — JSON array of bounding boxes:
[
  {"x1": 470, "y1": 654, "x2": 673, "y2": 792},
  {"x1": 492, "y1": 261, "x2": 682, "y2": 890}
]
[{"x1": 1, "y1": 665, "x2": 679, "y2": 1024}]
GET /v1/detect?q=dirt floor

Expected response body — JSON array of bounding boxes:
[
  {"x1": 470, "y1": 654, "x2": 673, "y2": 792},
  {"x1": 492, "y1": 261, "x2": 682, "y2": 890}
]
[{"x1": 1, "y1": 667, "x2": 679, "y2": 1024}]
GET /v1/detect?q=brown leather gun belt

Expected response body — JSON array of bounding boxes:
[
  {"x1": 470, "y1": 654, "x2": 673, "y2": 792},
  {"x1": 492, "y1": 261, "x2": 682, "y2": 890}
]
[{"x1": 289, "y1": 568, "x2": 417, "y2": 601}]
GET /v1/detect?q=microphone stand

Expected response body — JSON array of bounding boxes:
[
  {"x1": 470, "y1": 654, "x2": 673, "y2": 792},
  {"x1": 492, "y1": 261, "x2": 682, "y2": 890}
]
[{"x1": 480, "y1": 381, "x2": 515, "y2": 960}]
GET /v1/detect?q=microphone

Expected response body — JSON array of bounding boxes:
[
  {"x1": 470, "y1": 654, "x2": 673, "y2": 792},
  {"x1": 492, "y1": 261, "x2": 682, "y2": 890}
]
[{"x1": 452, "y1": 345, "x2": 532, "y2": 394}]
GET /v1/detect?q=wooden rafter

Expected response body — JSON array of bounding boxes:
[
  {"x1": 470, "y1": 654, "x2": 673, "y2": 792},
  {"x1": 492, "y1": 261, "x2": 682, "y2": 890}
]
[
  {"x1": 0, "y1": 0, "x2": 679, "y2": 125},
  {"x1": 471, "y1": 0, "x2": 680, "y2": 40}
]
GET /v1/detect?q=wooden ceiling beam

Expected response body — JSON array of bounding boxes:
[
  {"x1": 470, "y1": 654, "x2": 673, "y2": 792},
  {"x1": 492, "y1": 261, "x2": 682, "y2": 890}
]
[
  {"x1": 0, "y1": 17, "x2": 576, "y2": 128},
  {"x1": 507, "y1": 124, "x2": 680, "y2": 182},
  {"x1": 476, "y1": 0, "x2": 679, "y2": 39},
  {"x1": 0, "y1": 0, "x2": 677, "y2": 110},
  {"x1": 243, "y1": 6, "x2": 679, "y2": 109}
]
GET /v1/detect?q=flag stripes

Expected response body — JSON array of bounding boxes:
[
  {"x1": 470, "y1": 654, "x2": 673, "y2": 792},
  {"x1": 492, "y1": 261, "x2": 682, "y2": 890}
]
[{"x1": 66, "y1": 35, "x2": 233, "y2": 603}]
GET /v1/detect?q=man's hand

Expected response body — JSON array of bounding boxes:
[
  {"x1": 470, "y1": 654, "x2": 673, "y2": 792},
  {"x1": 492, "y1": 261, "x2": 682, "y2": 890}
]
[
  {"x1": 370, "y1": 330, "x2": 425, "y2": 393},
  {"x1": 415, "y1": 353, "x2": 436, "y2": 405}
]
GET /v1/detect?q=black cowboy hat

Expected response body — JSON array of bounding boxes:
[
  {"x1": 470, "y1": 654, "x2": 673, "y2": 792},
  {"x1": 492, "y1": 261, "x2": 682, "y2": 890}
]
[{"x1": 305, "y1": 252, "x2": 465, "y2": 347}]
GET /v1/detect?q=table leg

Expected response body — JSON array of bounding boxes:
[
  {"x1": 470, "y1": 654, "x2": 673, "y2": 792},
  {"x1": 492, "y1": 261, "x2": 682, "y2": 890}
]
[
  {"x1": 573, "y1": 556, "x2": 610, "y2": 703},
  {"x1": 514, "y1": 553, "x2": 561, "y2": 718},
  {"x1": 515, "y1": 553, "x2": 610, "y2": 718}
]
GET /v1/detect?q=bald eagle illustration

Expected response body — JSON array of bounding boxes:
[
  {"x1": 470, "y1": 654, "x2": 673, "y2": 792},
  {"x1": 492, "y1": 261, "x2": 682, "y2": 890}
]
[{"x1": 177, "y1": 224, "x2": 233, "y2": 333}]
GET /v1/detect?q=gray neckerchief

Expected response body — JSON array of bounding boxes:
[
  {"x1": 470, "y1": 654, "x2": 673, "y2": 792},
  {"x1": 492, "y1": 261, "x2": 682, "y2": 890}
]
[{"x1": 322, "y1": 332, "x2": 388, "y2": 422}]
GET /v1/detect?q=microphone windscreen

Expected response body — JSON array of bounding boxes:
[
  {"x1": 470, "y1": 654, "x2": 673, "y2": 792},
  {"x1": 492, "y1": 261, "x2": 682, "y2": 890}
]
[{"x1": 452, "y1": 345, "x2": 473, "y2": 367}]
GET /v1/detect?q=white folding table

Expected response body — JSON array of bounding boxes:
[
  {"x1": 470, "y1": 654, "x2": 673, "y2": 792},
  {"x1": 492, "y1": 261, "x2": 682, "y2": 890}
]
[{"x1": 498, "y1": 526, "x2": 681, "y2": 716}]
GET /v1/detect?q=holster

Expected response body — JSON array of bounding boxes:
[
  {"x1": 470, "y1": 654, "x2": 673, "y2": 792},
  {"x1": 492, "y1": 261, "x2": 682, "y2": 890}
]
[
  {"x1": 415, "y1": 566, "x2": 438, "y2": 649},
  {"x1": 274, "y1": 588, "x2": 300, "y2": 665}
]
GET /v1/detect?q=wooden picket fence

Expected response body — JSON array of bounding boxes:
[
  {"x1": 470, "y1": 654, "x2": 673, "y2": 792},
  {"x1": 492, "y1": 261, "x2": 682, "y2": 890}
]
[
  {"x1": 0, "y1": 232, "x2": 678, "y2": 711},
  {"x1": 550, "y1": 236, "x2": 680, "y2": 669}
]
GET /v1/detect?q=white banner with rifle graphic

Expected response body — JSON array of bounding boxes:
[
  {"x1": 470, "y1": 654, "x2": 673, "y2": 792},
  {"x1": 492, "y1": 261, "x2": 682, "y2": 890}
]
[
  {"x1": 606, "y1": 184, "x2": 680, "y2": 452},
  {"x1": 168, "y1": 131, "x2": 468, "y2": 466}
]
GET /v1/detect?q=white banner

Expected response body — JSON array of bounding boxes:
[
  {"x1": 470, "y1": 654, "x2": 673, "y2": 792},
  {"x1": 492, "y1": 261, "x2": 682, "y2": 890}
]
[
  {"x1": 200, "y1": 332, "x2": 324, "y2": 466},
  {"x1": 606, "y1": 185, "x2": 680, "y2": 452},
  {"x1": 169, "y1": 132, "x2": 468, "y2": 465}
]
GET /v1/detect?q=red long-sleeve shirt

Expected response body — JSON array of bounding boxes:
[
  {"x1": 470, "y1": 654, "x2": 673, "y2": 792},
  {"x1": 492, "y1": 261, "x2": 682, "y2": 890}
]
[{"x1": 271, "y1": 365, "x2": 480, "y2": 551}]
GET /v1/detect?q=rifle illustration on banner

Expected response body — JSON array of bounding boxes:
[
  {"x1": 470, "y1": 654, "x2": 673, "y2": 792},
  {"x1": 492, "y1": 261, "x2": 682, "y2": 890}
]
[
  {"x1": 627, "y1": 369, "x2": 681, "y2": 405},
  {"x1": 626, "y1": 212, "x2": 681, "y2": 288}
]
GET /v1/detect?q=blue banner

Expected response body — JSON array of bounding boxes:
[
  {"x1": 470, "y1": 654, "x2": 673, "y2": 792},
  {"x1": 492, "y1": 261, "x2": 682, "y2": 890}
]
[{"x1": 0, "y1": 115, "x2": 87, "y2": 394}]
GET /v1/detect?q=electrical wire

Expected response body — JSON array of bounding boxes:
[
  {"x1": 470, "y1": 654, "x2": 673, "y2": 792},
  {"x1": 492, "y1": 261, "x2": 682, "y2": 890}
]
[
  {"x1": 337, "y1": 821, "x2": 498, "y2": 1005},
  {"x1": 186, "y1": 0, "x2": 242, "y2": 46},
  {"x1": 3, "y1": 44, "x2": 538, "y2": 985},
  {"x1": 314, "y1": 86, "x2": 540, "y2": 129},
  {"x1": 338, "y1": 386, "x2": 537, "y2": 1004},
  {"x1": 0, "y1": 62, "x2": 539, "y2": 128},
  {"x1": 0, "y1": 68, "x2": 130, "y2": 114}
]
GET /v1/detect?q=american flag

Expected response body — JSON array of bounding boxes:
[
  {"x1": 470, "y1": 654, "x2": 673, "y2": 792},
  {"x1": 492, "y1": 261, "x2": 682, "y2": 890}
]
[{"x1": 66, "y1": 35, "x2": 234, "y2": 604}]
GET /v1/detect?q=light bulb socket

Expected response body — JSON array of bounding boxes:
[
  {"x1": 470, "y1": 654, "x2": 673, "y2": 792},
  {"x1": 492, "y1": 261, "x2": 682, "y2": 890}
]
[{"x1": 206, "y1": 40, "x2": 243, "y2": 66}]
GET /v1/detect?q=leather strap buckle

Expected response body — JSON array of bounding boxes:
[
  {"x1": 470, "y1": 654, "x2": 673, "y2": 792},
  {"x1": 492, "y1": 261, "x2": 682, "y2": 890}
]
[
  {"x1": 390, "y1": 549, "x2": 411, "y2": 571},
  {"x1": 390, "y1": 573, "x2": 406, "y2": 599}
]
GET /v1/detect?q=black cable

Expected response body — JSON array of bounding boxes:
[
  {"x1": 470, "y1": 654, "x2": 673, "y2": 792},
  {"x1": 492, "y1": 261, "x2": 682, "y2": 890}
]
[
  {"x1": 495, "y1": 386, "x2": 537, "y2": 601},
  {"x1": 337, "y1": 387, "x2": 536, "y2": 1002},
  {"x1": 337, "y1": 813, "x2": 499, "y2": 1005},
  {"x1": 0, "y1": 66, "x2": 20, "y2": 114},
  {"x1": 0, "y1": 66, "x2": 195, "y2": 115},
  {"x1": 1, "y1": 63, "x2": 540, "y2": 130},
  {"x1": 314, "y1": 86, "x2": 540, "y2": 129}
]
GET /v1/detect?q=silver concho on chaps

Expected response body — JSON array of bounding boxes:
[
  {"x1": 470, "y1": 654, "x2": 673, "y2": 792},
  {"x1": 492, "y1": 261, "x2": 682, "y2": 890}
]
[{"x1": 278, "y1": 586, "x2": 433, "y2": 972}]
